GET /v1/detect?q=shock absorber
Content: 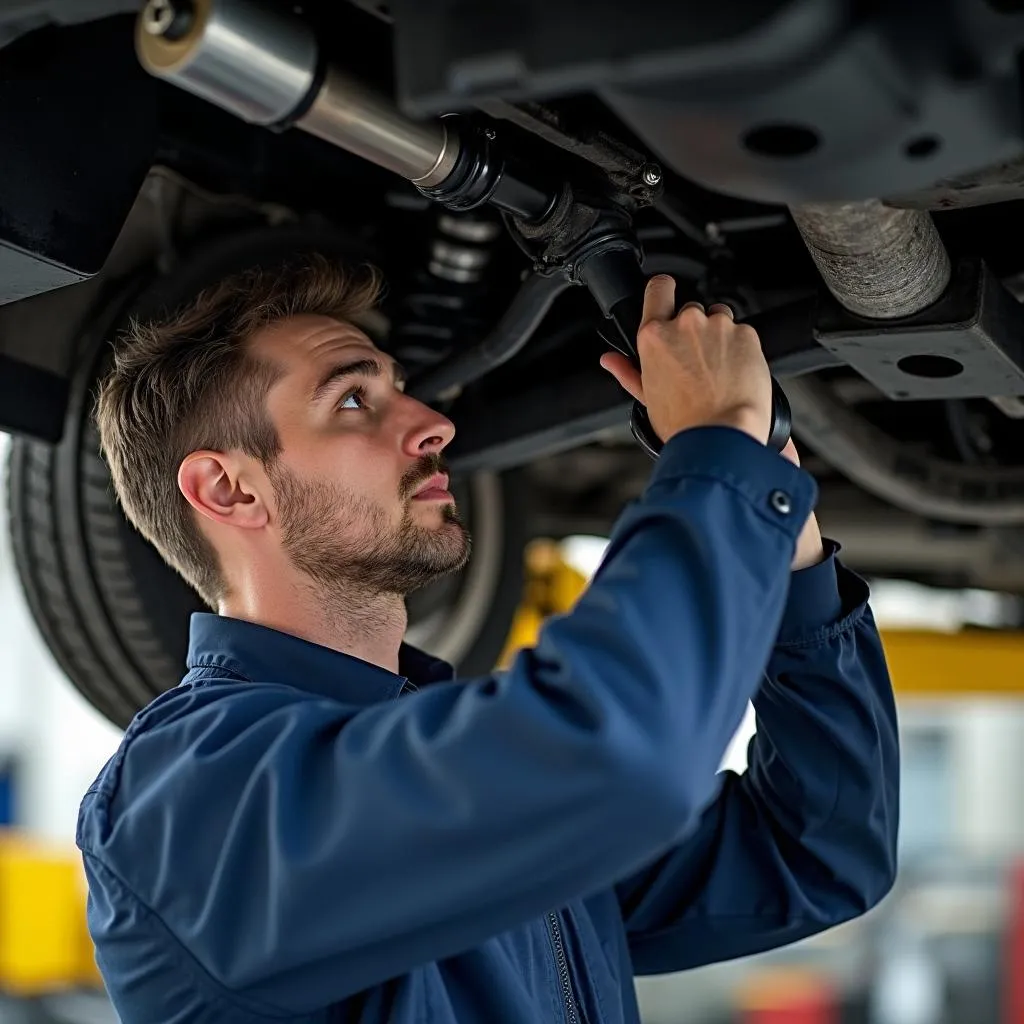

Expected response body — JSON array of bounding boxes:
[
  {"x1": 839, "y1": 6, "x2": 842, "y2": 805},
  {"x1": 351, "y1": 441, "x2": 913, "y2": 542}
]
[
  {"x1": 429, "y1": 214, "x2": 502, "y2": 286},
  {"x1": 391, "y1": 212, "x2": 503, "y2": 369}
]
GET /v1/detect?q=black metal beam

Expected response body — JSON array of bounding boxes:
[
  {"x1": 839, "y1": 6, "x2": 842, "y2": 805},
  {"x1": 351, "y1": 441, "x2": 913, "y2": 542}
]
[
  {"x1": 446, "y1": 295, "x2": 839, "y2": 473},
  {"x1": 447, "y1": 360, "x2": 631, "y2": 475}
]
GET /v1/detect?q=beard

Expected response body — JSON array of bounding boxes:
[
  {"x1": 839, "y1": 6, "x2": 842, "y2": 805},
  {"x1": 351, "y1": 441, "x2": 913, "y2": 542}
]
[{"x1": 269, "y1": 455, "x2": 471, "y2": 597}]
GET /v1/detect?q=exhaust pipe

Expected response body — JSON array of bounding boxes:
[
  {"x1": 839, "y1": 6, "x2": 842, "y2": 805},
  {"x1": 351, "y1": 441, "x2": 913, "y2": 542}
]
[{"x1": 136, "y1": 0, "x2": 557, "y2": 220}]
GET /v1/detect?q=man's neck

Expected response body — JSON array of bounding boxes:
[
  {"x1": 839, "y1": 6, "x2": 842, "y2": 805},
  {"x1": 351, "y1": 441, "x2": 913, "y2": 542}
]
[{"x1": 219, "y1": 576, "x2": 408, "y2": 675}]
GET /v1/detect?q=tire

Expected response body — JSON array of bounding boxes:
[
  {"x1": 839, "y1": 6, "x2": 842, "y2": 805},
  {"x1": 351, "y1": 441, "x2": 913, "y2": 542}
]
[{"x1": 4, "y1": 226, "x2": 530, "y2": 729}]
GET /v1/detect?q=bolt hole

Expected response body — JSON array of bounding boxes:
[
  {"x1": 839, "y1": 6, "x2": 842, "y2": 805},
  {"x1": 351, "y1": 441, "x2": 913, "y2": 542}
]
[
  {"x1": 742, "y1": 123, "x2": 821, "y2": 158},
  {"x1": 897, "y1": 354, "x2": 964, "y2": 378},
  {"x1": 905, "y1": 135, "x2": 942, "y2": 159}
]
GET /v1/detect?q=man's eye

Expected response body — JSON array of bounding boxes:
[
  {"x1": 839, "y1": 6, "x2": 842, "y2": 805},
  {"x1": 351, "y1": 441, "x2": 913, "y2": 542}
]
[{"x1": 338, "y1": 387, "x2": 367, "y2": 410}]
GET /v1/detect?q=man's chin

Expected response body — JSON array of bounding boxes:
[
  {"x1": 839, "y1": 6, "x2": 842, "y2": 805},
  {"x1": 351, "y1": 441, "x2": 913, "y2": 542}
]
[
  {"x1": 411, "y1": 497, "x2": 463, "y2": 527},
  {"x1": 394, "y1": 532, "x2": 472, "y2": 594}
]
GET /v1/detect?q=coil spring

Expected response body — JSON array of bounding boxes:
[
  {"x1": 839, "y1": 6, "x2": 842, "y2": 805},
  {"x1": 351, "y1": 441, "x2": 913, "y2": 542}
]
[{"x1": 392, "y1": 212, "x2": 502, "y2": 368}]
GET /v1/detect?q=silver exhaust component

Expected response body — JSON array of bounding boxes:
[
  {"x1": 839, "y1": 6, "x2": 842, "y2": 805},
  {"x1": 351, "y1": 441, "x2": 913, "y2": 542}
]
[
  {"x1": 136, "y1": 0, "x2": 457, "y2": 186},
  {"x1": 302, "y1": 67, "x2": 459, "y2": 187},
  {"x1": 789, "y1": 199, "x2": 951, "y2": 319},
  {"x1": 138, "y1": 0, "x2": 318, "y2": 126}
]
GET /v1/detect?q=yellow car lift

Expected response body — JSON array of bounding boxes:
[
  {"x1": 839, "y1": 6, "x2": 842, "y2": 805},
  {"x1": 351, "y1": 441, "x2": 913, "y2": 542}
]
[
  {"x1": 2, "y1": 540, "x2": 1024, "y2": 999},
  {"x1": 500, "y1": 540, "x2": 1024, "y2": 700}
]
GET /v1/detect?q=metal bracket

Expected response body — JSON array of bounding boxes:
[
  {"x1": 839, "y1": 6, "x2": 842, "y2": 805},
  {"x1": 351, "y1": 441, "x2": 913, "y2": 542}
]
[{"x1": 812, "y1": 258, "x2": 1024, "y2": 400}]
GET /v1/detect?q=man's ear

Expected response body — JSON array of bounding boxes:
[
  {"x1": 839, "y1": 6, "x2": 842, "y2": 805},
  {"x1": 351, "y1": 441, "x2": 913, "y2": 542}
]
[{"x1": 177, "y1": 451, "x2": 269, "y2": 530}]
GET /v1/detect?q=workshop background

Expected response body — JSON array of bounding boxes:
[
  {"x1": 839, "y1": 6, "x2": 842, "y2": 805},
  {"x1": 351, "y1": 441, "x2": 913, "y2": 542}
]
[{"x1": 1, "y1": 431, "x2": 1024, "y2": 1024}]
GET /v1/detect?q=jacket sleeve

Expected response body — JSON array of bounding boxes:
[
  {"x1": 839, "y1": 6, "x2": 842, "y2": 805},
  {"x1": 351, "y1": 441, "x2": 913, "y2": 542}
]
[
  {"x1": 614, "y1": 542, "x2": 900, "y2": 975},
  {"x1": 79, "y1": 427, "x2": 821, "y2": 1015}
]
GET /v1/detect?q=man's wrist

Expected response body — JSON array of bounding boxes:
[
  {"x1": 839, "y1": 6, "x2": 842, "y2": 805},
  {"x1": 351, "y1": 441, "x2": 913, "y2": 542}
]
[
  {"x1": 791, "y1": 512, "x2": 825, "y2": 571},
  {"x1": 699, "y1": 407, "x2": 766, "y2": 445}
]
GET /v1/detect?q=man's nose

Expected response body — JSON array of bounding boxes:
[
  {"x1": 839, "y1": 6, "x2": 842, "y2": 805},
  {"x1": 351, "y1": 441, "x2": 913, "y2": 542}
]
[{"x1": 402, "y1": 395, "x2": 455, "y2": 454}]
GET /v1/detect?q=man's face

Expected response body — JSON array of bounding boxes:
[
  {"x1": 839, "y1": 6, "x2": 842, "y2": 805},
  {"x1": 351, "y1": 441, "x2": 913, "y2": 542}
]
[{"x1": 251, "y1": 314, "x2": 470, "y2": 596}]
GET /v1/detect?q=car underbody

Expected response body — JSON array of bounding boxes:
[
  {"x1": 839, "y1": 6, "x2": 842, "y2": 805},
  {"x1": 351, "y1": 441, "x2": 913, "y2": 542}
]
[{"x1": 4, "y1": 0, "x2": 1024, "y2": 723}]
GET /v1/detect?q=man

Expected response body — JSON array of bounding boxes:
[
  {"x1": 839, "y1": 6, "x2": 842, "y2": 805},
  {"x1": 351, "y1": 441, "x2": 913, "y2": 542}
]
[{"x1": 80, "y1": 254, "x2": 899, "y2": 1024}]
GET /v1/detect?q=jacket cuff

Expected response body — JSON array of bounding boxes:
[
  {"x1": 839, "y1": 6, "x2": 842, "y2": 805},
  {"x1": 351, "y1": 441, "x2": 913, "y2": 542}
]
[
  {"x1": 647, "y1": 426, "x2": 819, "y2": 545},
  {"x1": 776, "y1": 538, "x2": 843, "y2": 638},
  {"x1": 776, "y1": 538, "x2": 873, "y2": 644}
]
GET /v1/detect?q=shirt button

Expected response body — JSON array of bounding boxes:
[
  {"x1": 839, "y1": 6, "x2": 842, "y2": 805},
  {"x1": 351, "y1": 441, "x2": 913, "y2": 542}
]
[{"x1": 769, "y1": 489, "x2": 792, "y2": 515}]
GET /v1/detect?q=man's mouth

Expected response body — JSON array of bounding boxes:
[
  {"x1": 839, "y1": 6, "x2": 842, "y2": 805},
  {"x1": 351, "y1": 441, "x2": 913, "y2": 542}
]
[{"x1": 411, "y1": 472, "x2": 452, "y2": 502}]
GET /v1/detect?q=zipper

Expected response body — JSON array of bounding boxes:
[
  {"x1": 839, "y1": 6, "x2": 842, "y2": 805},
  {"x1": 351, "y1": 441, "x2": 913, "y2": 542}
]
[{"x1": 548, "y1": 911, "x2": 582, "y2": 1024}]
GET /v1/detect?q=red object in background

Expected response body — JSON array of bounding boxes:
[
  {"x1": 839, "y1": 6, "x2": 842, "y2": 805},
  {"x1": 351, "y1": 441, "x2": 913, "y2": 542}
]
[
  {"x1": 1007, "y1": 861, "x2": 1024, "y2": 1024},
  {"x1": 738, "y1": 969, "x2": 838, "y2": 1024}
]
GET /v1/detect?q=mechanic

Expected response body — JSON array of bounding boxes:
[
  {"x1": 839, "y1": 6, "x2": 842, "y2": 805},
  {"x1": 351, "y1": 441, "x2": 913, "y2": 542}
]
[{"x1": 78, "y1": 255, "x2": 899, "y2": 1024}]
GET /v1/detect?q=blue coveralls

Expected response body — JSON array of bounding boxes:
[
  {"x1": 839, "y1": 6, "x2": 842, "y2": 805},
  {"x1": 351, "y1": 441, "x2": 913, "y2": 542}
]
[{"x1": 78, "y1": 426, "x2": 899, "y2": 1023}]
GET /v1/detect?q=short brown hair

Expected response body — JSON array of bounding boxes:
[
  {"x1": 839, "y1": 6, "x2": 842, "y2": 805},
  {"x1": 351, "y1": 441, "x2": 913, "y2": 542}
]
[{"x1": 95, "y1": 253, "x2": 383, "y2": 607}]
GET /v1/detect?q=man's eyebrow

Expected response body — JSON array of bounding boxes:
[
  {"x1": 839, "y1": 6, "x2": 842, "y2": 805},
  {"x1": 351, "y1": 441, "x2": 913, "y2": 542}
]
[{"x1": 310, "y1": 357, "x2": 408, "y2": 403}]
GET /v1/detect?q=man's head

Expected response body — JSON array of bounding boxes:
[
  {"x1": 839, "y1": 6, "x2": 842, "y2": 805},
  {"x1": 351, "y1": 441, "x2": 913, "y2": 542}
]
[{"x1": 95, "y1": 254, "x2": 470, "y2": 610}]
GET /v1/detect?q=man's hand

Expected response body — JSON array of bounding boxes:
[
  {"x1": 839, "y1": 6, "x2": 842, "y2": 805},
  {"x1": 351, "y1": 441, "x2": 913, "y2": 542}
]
[
  {"x1": 599, "y1": 275, "x2": 774, "y2": 445},
  {"x1": 599, "y1": 274, "x2": 824, "y2": 571},
  {"x1": 779, "y1": 438, "x2": 825, "y2": 571}
]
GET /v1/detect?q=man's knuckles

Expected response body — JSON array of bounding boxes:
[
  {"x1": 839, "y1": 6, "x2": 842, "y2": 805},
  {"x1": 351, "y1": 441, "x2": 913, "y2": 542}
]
[
  {"x1": 676, "y1": 304, "x2": 706, "y2": 326},
  {"x1": 637, "y1": 320, "x2": 669, "y2": 352}
]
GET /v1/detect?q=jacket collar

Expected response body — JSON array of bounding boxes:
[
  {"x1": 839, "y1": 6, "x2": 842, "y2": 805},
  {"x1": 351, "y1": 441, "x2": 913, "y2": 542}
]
[{"x1": 184, "y1": 612, "x2": 455, "y2": 705}]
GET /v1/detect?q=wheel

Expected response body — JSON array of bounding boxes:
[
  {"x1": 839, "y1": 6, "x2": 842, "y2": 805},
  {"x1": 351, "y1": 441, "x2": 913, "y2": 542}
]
[{"x1": 4, "y1": 226, "x2": 531, "y2": 729}]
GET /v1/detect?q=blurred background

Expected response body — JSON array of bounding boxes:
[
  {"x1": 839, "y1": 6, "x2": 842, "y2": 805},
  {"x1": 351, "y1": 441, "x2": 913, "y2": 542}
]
[{"x1": 1, "y1": 430, "x2": 1024, "y2": 1024}]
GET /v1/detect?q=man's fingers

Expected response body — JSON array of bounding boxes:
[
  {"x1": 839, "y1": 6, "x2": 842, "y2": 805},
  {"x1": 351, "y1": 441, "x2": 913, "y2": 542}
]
[
  {"x1": 708, "y1": 302, "x2": 734, "y2": 320},
  {"x1": 599, "y1": 351, "x2": 644, "y2": 403},
  {"x1": 642, "y1": 275, "x2": 676, "y2": 325}
]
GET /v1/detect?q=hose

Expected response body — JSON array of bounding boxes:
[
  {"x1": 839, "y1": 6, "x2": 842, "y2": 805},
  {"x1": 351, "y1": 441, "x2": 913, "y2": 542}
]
[{"x1": 408, "y1": 272, "x2": 574, "y2": 402}]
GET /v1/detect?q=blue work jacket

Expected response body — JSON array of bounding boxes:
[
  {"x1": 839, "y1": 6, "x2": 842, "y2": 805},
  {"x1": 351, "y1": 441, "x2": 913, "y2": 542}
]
[{"x1": 78, "y1": 425, "x2": 899, "y2": 1024}]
